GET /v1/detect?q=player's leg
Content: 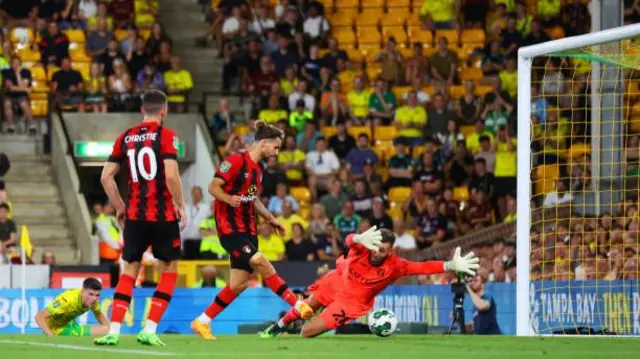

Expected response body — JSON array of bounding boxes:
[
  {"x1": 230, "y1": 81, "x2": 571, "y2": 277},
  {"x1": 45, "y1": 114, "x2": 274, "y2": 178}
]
[
  {"x1": 95, "y1": 221, "x2": 146, "y2": 346},
  {"x1": 300, "y1": 301, "x2": 355, "y2": 338},
  {"x1": 137, "y1": 221, "x2": 182, "y2": 347},
  {"x1": 89, "y1": 325, "x2": 109, "y2": 336},
  {"x1": 261, "y1": 294, "x2": 325, "y2": 338}
]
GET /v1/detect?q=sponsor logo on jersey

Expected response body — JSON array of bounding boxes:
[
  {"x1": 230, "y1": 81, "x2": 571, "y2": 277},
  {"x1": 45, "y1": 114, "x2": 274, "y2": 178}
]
[
  {"x1": 220, "y1": 160, "x2": 231, "y2": 173},
  {"x1": 239, "y1": 194, "x2": 257, "y2": 202}
]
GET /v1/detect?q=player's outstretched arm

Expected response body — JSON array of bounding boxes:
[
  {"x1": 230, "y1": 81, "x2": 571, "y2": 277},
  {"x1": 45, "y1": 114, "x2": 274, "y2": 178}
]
[
  {"x1": 346, "y1": 226, "x2": 383, "y2": 252},
  {"x1": 443, "y1": 247, "x2": 480, "y2": 276},
  {"x1": 100, "y1": 162, "x2": 126, "y2": 216},
  {"x1": 400, "y1": 247, "x2": 479, "y2": 277},
  {"x1": 34, "y1": 307, "x2": 54, "y2": 336}
]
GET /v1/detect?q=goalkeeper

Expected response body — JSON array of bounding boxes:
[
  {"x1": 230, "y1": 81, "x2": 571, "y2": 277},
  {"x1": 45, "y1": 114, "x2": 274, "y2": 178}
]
[
  {"x1": 262, "y1": 226, "x2": 479, "y2": 338},
  {"x1": 35, "y1": 278, "x2": 109, "y2": 336}
]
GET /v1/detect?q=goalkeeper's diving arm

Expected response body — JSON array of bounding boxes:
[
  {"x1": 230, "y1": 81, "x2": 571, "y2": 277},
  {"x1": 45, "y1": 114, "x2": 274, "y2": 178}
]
[{"x1": 402, "y1": 247, "x2": 480, "y2": 276}]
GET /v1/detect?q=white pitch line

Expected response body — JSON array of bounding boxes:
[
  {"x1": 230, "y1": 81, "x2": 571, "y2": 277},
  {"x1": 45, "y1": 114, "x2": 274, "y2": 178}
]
[{"x1": 0, "y1": 339, "x2": 174, "y2": 356}]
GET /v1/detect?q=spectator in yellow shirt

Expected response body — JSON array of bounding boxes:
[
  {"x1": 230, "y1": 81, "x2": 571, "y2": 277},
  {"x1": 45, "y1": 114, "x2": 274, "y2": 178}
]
[
  {"x1": 537, "y1": 0, "x2": 562, "y2": 26},
  {"x1": 347, "y1": 76, "x2": 370, "y2": 124},
  {"x1": 492, "y1": 126, "x2": 517, "y2": 219},
  {"x1": 259, "y1": 95, "x2": 288, "y2": 124},
  {"x1": 164, "y1": 56, "x2": 193, "y2": 113},
  {"x1": 279, "y1": 65, "x2": 299, "y2": 96},
  {"x1": 278, "y1": 135, "x2": 306, "y2": 183},
  {"x1": 419, "y1": 0, "x2": 460, "y2": 30},
  {"x1": 276, "y1": 202, "x2": 309, "y2": 243},
  {"x1": 515, "y1": 2, "x2": 533, "y2": 36},
  {"x1": 394, "y1": 91, "x2": 427, "y2": 147},
  {"x1": 499, "y1": 57, "x2": 518, "y2": 99},
  {"x1": 257, "y1": 223, "x2": 285, "y2": 261}
]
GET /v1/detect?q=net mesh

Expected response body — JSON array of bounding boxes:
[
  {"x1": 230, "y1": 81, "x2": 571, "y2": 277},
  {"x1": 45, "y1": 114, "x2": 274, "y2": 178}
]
[{"x1": 528, "y1": 36, "x2": 640, "y2": 335}]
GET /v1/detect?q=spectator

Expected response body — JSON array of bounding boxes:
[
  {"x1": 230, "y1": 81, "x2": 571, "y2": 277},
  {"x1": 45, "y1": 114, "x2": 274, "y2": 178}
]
[
  {"x1": 193, "y1": 266, "x2": 227, "y2": 288},
  {"x1": 515, "y1": 1, "x2": 533, "y2": 35},
  {"x1": 308, "y1": 203, "x2": 328, "y2": 236},
  {"x1": 260, "y1": 157, "x2": 287, "y2": 201},
  {"x1": 403, "y1": 77, "x2": 431, "y2": 105},
  {"x1": 430, "y1": 37, "x2": 458, "y2": 86},
  {"x1": 502, "y1": 15, "x2": 524, "y2": 58},
  {"x1": 482, "y1": 95, "x2": 514, "y2": 135},
  {"x1": 414, "y1": 152, "x2": 444, "y2": 196},
  {"x1": 404, "y1": 42, "x2": 429, "y2": 85},
  {"x1": 145, "y1": 22, "x2": 172, "y2": 58},
  {"x1": 228, "y1": 20, "x2": 260, "y2": 50},
  {"x1": 499, "y1": 57, "x2": 518, "y2": 99},
  {"x1": 415, "y1": 198, "x2": 447, "y2": 249},
  {"x1": 279, "y1": 65, "x2": 299, "y2": 96},
  {"x1": 386, "y1": 142, "x2": 414, "y2": 189},
  {"x1": 303, "y1": 4, "x2": 329, "y2": 42},
  {"x1": 85, "y1": 18, "x2": 114, "y2": 59},
  {"x1": 248, "y1": 56, "x2": 278, "y2": 108},
  {"x1": 37, "y1": 0, "x2": 66, "y2": 23},
  {"x1": 319, "y1": 178, "x2": 348, "y2": 221},
  {"x1": 351, "y1": 180, "x2": 373, "y2": 218},
  {"x1": 481, "y1": 40, "x2": 504, "y2": 80},
  {"x1": 268, "y1": 183, "x2": 300, "y2": 215},
  {"x1": 466, "y1": 120, "x2": 493, "y2": 155},
  {"x1": 426, "y1": 92, "x2": 457, "y2": 137},
  {"x1": 503, "y1": 195, "x2": 517, "y2": 223},
  {"x1": 395, "y1": 91, "x2": 427, "y2": 147},
  {"x1": 368, "y1": 78, "x2": 396, "y2": 125},
  {"x1": 288, "y1": 80, "x2": 315, "y2": 112},
  {"x1": 347, "y1": 76, "x2": 370, "y2": 124},
  {"x1": 39, "y1": 21, "x2": 70, "y2": 66},
  {"x1": 392, "y1": 219, "x2": 417, "y2": 254},
  {"x1": 444, "y1": 142, "x2": 474, "y2": 187},
  {"x1": 438, "y1": 187, "x2": 459, "y2": 233},
  {"x1": 319, "y1": 79, "x2": 348, "y2": 125},
  {"x1": 257, "y1": 223, "x2": 285, "y2": 261},
  {"x1": 370, "y1": 197, "x2": 393, "y2": 230},
  {"x1": 164, "y1": 56, "x2": 193, "y2": 113},
  {"x1": 258, "y1": 95, "x2": 287, "y2": 125},
  {"x1": 419, "y1": 0, "x2": 459, "y2": 30},
  {"x1": 296, "y1": 120, "x2": 323, "y2": 152},
  {"x1": 457, "y1": 81, "x2": 482, "y2": 125},
  {"x1": 277, "y1": 201, "x2": 309, "y2": 243},
  {"x1": 2, "y1": 57, "x2": 34, "y2": 134},
  {"x1": 375, "y1": 37, "x2": 404, "y2": 85},
  {"x1": 437, "y1": 119, "x2": 465, "y2": 158},
  {"x1": 94, "y1": 201, "x2": 120, "y2": 265},
  {"x1": 181, "y1": 186, "x2": 210, "y2": 260},
  {"x1": 467, "y1": 275, "x2": 502, "y2": 334},
  {"x1": 79, "y1": 0, "x2": 99, "y2": 23},
  {"x1": 465, "y1": 189, "x2": 493, "y2": 230},
  {"x1": 424, "y1": 136, "x2": 448, "y2": 171},
  {"x1": 315, "y1": 221, "x2": 345, "y2": 260},
  {"x1": 401, "y1": 181, "x2": 428, "y2": 227},
  {"x1": 109, "y1": 0, "x2": 135, "y2": 29},
  {"x1": 346, "y1": 134, "x2": 379, "y2": 180},
  {"x1": 541, "y1": 58, "x2": 565, "y2": 98},
  {"x1": 51, "y1": 57, "x2": 85, "y2": 111},
  {"x1": 0, "y1": 202, "x2": 17, "y2": 262},
  {"x1": 108, "y1": 60, "x2": 133, "y2": 111},
  {"x1": 543, "y1": 179, "x2": 574, "y2": 208},
  {"x1": 328, "y1": 120, "x2": 356, "y2": 160},
  {"x1": 537, "y1": 0, "x2": 562, "y2": 27},
  {"x1": 85, "y1": 62, "x2": 108, "y2": 113},
  {"x1": 100, "y1": 39, "x2": 125, "y2": 77},
  {"x1": 289, "y1": 99, "x2": 313, "y2": 133},
  {"x1": 306, "y1": 137, "x2": 340, "y2": 200},
  {"x1": 251, "y1": 5, "x2": 276, "y2": 35},
  {"x1": 322, "y1": 37, "x2": 348, "y2": 74},
  {"x1": 523, "y1": 19, "x2": 550, "y2": 46},
  {"x1": 285, "y1": 223, "x2": 316, "y2": 261},
  {"x1": 88, "y1": 1, "x2": 114, "y2": 30},
  {"x1": 278, "y1": 134, "x2": 306, "y2": 183},
  {"x1": 209, "y1": 99, "x2": 236, "y2": 142},
  {"x1": 492, "y1": 126, "x2": 517, "y2": 219},
  {"x1": 119, "y1": 25, "x2": 138, "y2": 55},
  {"x1": 136, "y1": 62, "x2": 165, "y2": 92},
  {"x1": 333, "y1": 200, "x2": 362, "y2": 240},
  {"x1": 469, "y1": 157, "x2": 495, "y2": 196},
  {"x1": 41, "y1": 250, "x2": 56, "y2": 265},
  {"x1": 155, "y1": 40, "x2": 173, "y2": 73},
  {"x1": 271, "y1": 35, "x2": 300, "y2": 78},
  {"x1": 126, "y1": 36, "x2": 149, "y2": 81}
]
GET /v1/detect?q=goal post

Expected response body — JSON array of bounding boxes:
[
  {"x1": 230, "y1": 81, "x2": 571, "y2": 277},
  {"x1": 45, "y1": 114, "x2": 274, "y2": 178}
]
[{"x1": 516, "y1": 23, "x2": 640, "y2": 336}]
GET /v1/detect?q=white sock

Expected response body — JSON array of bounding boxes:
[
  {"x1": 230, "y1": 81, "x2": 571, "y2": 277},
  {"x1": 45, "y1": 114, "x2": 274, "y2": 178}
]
[
  {"x1": 109, "y1": 323, "x2": 121, "y2": 335},
  {"x1": 143, "y1": 320, "x2": 158, "y2": 334},
  {"x1": 277, "y1": 319, "x2": 286, "y2": 328},
  {"x1": 198, "y1": 313, "x2": 212, "y2": 324}
]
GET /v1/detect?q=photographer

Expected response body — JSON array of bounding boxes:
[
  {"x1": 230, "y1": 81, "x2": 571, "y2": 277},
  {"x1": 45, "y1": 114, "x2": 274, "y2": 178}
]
[{"x1": 466, "y1": 275, "x2": 501, "y2": 335}]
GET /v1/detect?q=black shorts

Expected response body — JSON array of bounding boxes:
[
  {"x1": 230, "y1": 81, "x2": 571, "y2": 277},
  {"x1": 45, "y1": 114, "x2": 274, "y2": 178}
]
[
  {"x1": 494, "y1": 177, "x2": 517, "y2": 197},
  {"x1": 122, "y1": 220, "x2": 181, "y2": 263},
  {"x1": 219, "y1": 232, "x2": 258, "y2": 273}
]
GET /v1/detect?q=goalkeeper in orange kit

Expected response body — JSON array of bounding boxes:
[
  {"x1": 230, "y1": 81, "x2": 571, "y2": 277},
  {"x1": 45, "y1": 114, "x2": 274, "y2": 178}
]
[{"x1": 261, "y1": 226, "x2": 479, "y2": 338}]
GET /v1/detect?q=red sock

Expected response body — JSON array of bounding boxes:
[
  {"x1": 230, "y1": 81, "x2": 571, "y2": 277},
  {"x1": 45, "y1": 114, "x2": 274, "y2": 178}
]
[
  {"x1": 147, "y1": 272, "x2": 177, "y2": 323},
  {"x1": 280, "y1": 307, "x2": 302, "y2": 327},
  {"x1": 111, "y1": 274, "x2": 135, "y2": 323},
  {"x1": 204, "y1": 285, "x2": 239, "y2": 320},
  {"x1": 264, "y1": 273, "x2": 298, "y2": 307}
]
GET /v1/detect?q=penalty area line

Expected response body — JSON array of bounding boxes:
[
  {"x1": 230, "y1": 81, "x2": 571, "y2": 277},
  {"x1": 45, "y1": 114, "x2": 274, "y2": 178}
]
[{"x1": 0, "y1": 339, "x2": 175, "y2": 356}]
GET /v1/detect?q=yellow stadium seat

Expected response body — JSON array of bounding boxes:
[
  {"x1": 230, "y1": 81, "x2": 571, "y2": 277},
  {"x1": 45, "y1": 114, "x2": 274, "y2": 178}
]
[
  {"x1": 387, "y1": 0, "x2": 411, "y2": 8},
  {"x1": 234, "y1": 125, "x2": 250, "y2": 137},
  {"x1": 69, "y1": 44, "x2": 91, "y2": 62},
  {"x1": 31, "y1": 66, "x2": 47, "y2": 82},
  {"x1": 335, "y1": 0, "x2": 358, "y2": 9},
  {"x1": 321, "y1": 126, "x2": 337, "y2": 139},
  {"x1": 435, "y1": 29, "x2": 458, "y2": 45},
  {"x1": 392, "y1": 86, "x2": 411, "y2": 102},
  {"x1": 460, "y1": 125, "x2": 475, "y2": 137},
  {"x1": 345, "y1": 48, "x2": 364, "y2": 63},
  {"x1": 71, "y1": 62, "x2": 91, "y2": 80},
  {"x1": 299, "y1": 206, "x2": 311, "y2": 220},
  {"x1": 449, "y1": 85, "x2": 465, "y2": 100},
  {"x1": 31, "y1": 100, "x2": 49, "y2": 117},
  {"x1": 422, "y1": 85, "x2": 436, "y2": 96},
  {"x1": 374, "y1": 126, "x2": 398, "y2": 142},
  {"x1": 408, "y1": 26, "x2": 433, "y2": 46},
  {"x1": 475, "y1": 85, "x2": 493, "y2": 96},
  {"x1": 376, "y1": 166, "x2": 389, "y2": 181},
  {"x1": 357, "y1": 26, "x2": 382, "y2": 45},
  {"x1": 47, "y1": 65, "x2": 60, "y2": 81},
  {"x1": 355, "y1": 9, "x2": 382, "y2": 27},
  {"x1": 64, "y1": 29, "x2": 85, "y2": 43},
  {"x1": 328, "y1": 10, "x2": 356, "y2": 27},
  {"x1": 389, "y1": 187, "x2": 411, "y2": 202},
  {"x1": 398, "y1": 47, "x2": 413, "y2": 58},
  {"x1": 460, "y1": 29, "x2": 485, "y2": 46},
  {"x1": 381, "y1": 26, "x2": 408, "y2": 45},
  {"x1": 29, "y1": 92, "x2": 48, "y2": 101},
  {"x1": 31, "y1": 80, "x2": 50, "y2": 93},
  {"x1": 453, "y1": 186, "x2": 470, "y2": 202},
  {"x1": 534, "y1": 178, "x2": 556, "y2": 196},
  {"x1": 460, "y1": 67, "x2": 484, "y2": 82},
  {"x1": 535, "y1": 164, "x2": 559, "y2": 180},
  {"x1": 334, "y1": 29, "x2": 357, "y2": 46},
  {"x1": 361, "y1": 0, "x2": 385, "y2": 8},
  {"x1": 568, "y1": 143, "x2": 591, "y2": 159},
  {"x1": 139, "y1": 28, "x2": 151, "y2": 40},
  {"x1": 348, "y1": 125, "x2": 372, "y2": 139},
  {"x1": 382, "y1": 8, "x2": 409, "y2": 26},
  {"x1": 16, "y1": 48, "x2": 41, "y2": 63},
  {"x1": 413, "y1": 145, "x2": 427, "y2": 157},
  {"x1": 407, "y1": 12, "x2": 422, "y2": 27},
  {"x1": 546, "y1": 26, "x2": 565, "y2": 40},
  {"x1": 291, "y1": 187, "x2": 311, "y2": 205},
  {"x1": 360, "y1": 44, "x2": 381, "y2": 62},
  {"x1": 632, "y1": 101, "x2": 640, "y2": 117},
  {"x1": 365, "y1": 67, "x2": 382, "y2": 80},
  {"x1": 387, "y1": 203, "x2": 404, "y2": 220},
  {"x1": 374, "y1": 140, "x2": 394, "y2": 161},
  {"x1": 317, "y1": 0, "x2": 334, "y2": 11},
  {"x1": 114, "y1": 29, "x2": 129, "y2": 42},
  {"x1": 630, "y1": 117, "x2": 640, "y2": 133}
]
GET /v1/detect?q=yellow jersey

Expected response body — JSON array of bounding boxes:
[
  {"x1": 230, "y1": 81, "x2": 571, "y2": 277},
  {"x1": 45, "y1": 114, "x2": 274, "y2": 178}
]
[
  {"x1": 494, "y1": 138, "x2": 517, "y2": 178},
  {"x1": 420, "y1": 0, "x2": 456, "y2": 22},
  {"x1": 347, "y1": 90, "x2": 371, "y2": 118},
  {"x1": 466, "y1": 131, "x2": 493, "y2": 155},
  {"x1": 46, "y1": 288, "x2": 99, "y2": 334},
  {"x1": 258, "y1": 234, "x2": 285, "y2": 261},
  {"x1": 278, "y1": 150, "x2": 306, "y2": 181},
  {"x1": 259, "y1": 109, "x2": 288, "y2": 124},
  {"x1": 164, "y1": 70, "x2": 193, "y2": 103},
  {"x1": 395, "y1": 106, "x2": 427, "y2": 138},
  {"x1": 499, "y1": 70, "x2": 518, "y2": 98},
  {"x1": 277, "y1": 214, "x2": 309, "y2": 243}
]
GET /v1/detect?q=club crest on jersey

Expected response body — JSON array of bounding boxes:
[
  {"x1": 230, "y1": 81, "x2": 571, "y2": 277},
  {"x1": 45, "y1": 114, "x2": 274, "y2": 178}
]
[
  {"x1": 248, "y1": 185, "x2": 257, "y2": 195},
  {"x1": 242, "y1": 245, "x2": 252, "y2": 254},
  {"x1": 220, "y1": 160, "x2": 231, "y2": 173},
  {"x1": 52, "y1": 300, "x2": 60, "y2": 308}
]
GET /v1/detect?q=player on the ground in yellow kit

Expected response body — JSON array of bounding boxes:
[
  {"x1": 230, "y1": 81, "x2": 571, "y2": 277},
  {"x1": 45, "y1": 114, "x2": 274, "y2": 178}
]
[{"x1": 34, "y1": 277, "x2": 109, "y2": 336}]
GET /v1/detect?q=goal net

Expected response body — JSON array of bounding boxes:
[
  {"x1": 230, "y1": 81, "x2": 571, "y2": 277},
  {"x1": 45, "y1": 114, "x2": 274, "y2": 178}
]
[{"x1": 517, "y1": 23, "x2": 640, "y2": 336}]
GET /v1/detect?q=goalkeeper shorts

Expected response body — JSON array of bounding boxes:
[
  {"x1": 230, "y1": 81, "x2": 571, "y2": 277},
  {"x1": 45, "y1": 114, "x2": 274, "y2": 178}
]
[
  {"x1": 57, "y1": 321, "x2": 92, "y2": 336},
  {"x1": 321, "y1": 300, "x2": 369, "y2": 330}
]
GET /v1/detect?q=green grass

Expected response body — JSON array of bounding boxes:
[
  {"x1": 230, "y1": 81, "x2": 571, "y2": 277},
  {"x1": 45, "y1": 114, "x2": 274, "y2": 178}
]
[{"x1": 0, "y1": 334, "x2": 639, "y2": 359}]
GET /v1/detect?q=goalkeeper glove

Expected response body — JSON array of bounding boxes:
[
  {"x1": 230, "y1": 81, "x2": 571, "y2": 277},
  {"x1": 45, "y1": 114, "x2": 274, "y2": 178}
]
[
  {"x1": 444, "y1": 247, "x2": 480, "y2": 276},
  {"x1": 353, "y1": 226, "x2": 383, "y2": 252}
]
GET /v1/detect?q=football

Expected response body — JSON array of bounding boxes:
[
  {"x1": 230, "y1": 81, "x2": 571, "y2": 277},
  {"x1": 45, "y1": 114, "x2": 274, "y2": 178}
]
[{"x1": 368, "y1": 309, "x2": 398, "y2": 337}]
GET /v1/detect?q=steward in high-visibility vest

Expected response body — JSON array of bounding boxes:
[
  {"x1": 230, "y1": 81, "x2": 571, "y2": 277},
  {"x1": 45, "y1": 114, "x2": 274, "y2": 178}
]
[
  {"x1": 199, "y1": 217, "x2": 227, "y2": 259},
  {"x1": 95, "y1": 213, "x2": 121, "y2": 262}
]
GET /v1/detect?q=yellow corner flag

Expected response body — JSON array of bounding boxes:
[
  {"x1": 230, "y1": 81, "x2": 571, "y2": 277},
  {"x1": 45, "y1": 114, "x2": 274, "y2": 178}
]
[{"x1": 20, "y1": 225, "x2": 33, "y2": 258}]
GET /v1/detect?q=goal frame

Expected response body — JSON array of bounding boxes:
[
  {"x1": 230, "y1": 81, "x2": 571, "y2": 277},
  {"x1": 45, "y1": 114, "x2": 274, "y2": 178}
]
[{"x1": 516, "y1": 22, "x2": 640, "y2": 336}]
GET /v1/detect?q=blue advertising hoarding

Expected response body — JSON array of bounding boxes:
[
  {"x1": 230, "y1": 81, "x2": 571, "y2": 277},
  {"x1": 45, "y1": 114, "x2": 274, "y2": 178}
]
[{"x1": 1, "y1": 281, "x2": 639, "y2": 335}]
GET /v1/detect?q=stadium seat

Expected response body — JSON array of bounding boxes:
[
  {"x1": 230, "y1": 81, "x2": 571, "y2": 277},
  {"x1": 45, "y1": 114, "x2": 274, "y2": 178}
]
[
  {"x1": 407, "y1": 26, "x2": 433, "y2": 46},
  {"x1": 387, "y1": 202, "x2": 404, "y2": 220},
  {"x1": 64, "y1": 29, "x2": 85, "y2": 44},
  {"x1": 407, "y1": 12, "x2": 422, "y2": 27},
  {"x1": 69, "y1": 45, "x2": 91, "y2": 62},
  {"x1": 376, "y1": 167, "x2": 388, "y2": 181},
  {"x1": 460, "y1": 67, "x2": 484, "y2": 82},
  {"x1": 449, "y1": 85, "x2": 465, "y2": 100},
  {"x1": 335, "y1": 0, "x2": 358, "y2": 9},
  {"x1": 114, "y1": 29, "x2": 129, "y2": 42},
  {"x1": 72, "y1": 62, "x2": 91, "y2": 80},
  {"x1": 535, "y1": 164, "x2": 559, "y2": 180},
  {"x1": 374, "y1": 140, "x2": 394, "y2": 161},
  {"x1": 387, "y1": 0, "x2": 410, "y2": 8},
  {"x1": 234, "y1": 125, "x2": 250, "y2": 137},
  {"x1": 422, "y1": 85, "x2": 436, "y2": 96},
  {"x1": 567, "y1": 143, "x2": 591, "y2": 159},
  {"x1": 632, "y1": 101, "x2": 640, "y2": 117},
  {"x1": 389, "y1": 187, "x2": 411, "y2": 203},
  {"x1": 359, "y1": 44, "x2": 382, "y2": 62},
  {"x1": 381, "y1": 26, "x2": 408, "y2": 45},
  {"x1": 31, "y1": 80, "x2": 50, "y2": 94},
  {"x1": 413, "y1": 145, "x2": 427, "y2": 157},
  {"x1": 31, "y1": 66, "x2": 47, "y2": 82},
  {"x1": 348, "y1": 125, "x2": 372, "y2": 139},
  {"x1": 460, "y1": 125, "x2": 475, "y2": 137},
  {"x1": 475, "y1": 85, "x2": 493, "y2": 96},
  {"x1": 392, "y1": 86, "x2": 410, "y2": 102},
  {"x1": 321, "y1": 126, "x2": 338, "y2": 139},
  {"x1": 291, "y1": 187, "x2": 311, "y2": 205},
  {"x1": 346, "y1": 48, "x2": 364, "y2": 63},
  {"x1": 16, "y1": 48, "x2": 41, "y2": 63},
  {"x1": 31, "y1": 100, "x2": 49, "y2": 117},
  {"x1": 460, "y1": 29, "x2": 486, "y2": 46},
  {"x1": 356, "y1": 10, "x2": 383, "y2": 27},
  {"x1": 317, "y1": 0, "x2": 334, "y2": 12},
  {"x1": 139, "y1": 28, "x2": 151, "y2": 40},
  {"x1": 453, "y1": 186, "x2": 470, "y2": 202},
  {"x1": 299, "y1": 206, "x2": 311, "y2": 220},
  {"x1": 630, "y1": 117, "x2": 640, "y2": 133},
  {"x1": 435, "y1": 29, "x2": 458, "y2": 45},
  {"x1": 361, "y1": 0, "x2": 385, "y2": 8},
  {"x1": 374, "y1": 126, "x2": 398, "y2": 142},
  {"x1": 328, "y1": 10, "x2": 356, "y2": 27},
  {"x1": 334, "y1": 29, "x2": 357, "y2": 46},
  {"x1": 47, "y1": 65, "x2": 60, "y2": 81},
  {"x1": 382, "y1": 8, "x2": 409, "y2": 27}
]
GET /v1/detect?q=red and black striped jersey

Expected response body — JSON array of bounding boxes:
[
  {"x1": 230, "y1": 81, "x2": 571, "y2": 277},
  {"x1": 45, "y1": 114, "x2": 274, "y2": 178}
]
[
  {"x1": 108, "y1": 121, "x2": 178, "y2": 222},
  {"x1": 214, "y1": 151, "x2": 262, "y2": 236}
]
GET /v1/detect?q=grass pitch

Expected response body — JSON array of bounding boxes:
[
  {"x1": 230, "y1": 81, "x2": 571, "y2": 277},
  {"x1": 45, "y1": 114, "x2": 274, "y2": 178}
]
[{"x1": 0, "y1": 334, "x2": 638, "y2": 359}]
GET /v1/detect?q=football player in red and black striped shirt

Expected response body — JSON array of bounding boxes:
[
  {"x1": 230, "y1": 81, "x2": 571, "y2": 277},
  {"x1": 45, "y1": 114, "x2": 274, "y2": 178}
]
[
  {"x1": 191, "y1": 120, "x2": 313, "y2": 340},
  {"x1": 95, "y1": 90, "x2": 187, "y2": 347}
]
